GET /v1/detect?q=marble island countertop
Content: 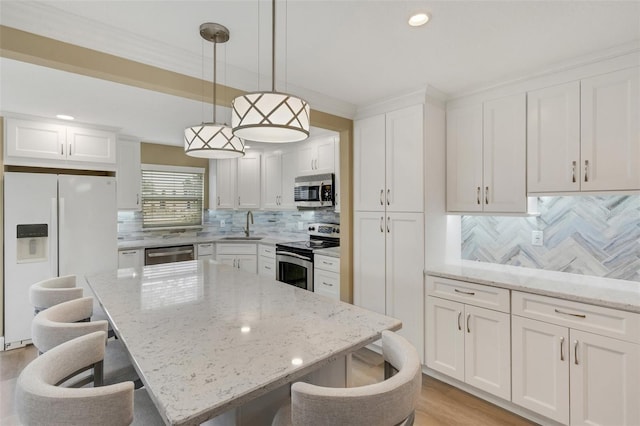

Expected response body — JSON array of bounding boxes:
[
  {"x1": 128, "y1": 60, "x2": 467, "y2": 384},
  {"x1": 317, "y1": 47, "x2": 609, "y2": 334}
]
[
  {"x1": 87, "y1": 261, "x2": 397, "y2": 425},
  {"x1": 426, "y1": 260, "x2": 640, "y2": 313},
  {"x1": 313, "y1": 246, "x2": 341, "y2": 258}
]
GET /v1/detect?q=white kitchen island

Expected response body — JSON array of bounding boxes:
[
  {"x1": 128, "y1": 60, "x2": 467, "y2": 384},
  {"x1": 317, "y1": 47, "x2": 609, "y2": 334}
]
[{"x1": 86, "y1": 260, "x2": 401, "y2": 425}]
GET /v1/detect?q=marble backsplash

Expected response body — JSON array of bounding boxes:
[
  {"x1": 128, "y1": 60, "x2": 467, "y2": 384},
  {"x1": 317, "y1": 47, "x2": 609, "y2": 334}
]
[
  {"x1": 118, "y1": 209, "x2": 340, "y2": 242},
  {"x1": 461, "y1": 195, "x2": 640, "y2": 282}
]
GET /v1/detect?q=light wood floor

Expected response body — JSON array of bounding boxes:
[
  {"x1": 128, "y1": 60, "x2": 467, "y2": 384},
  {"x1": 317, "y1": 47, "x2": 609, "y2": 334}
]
[{"x1": 1, "y1": 344, "x2": 536, "y2": 425}]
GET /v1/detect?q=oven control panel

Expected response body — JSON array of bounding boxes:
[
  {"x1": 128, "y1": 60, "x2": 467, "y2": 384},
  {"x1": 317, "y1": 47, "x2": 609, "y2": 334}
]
[{"x1": 308, "y1": 223, "x2": 340, "y2": 238}]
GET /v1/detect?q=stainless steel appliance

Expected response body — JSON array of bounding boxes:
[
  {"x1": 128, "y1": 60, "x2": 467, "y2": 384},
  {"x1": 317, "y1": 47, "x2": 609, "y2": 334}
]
[
  {"x1": 144, "y1": 244, "x2": 195, "y2": 266},
  {"x1": 294, "y1": 173, "x2": 334, "y2": 209},
  {"x1": 276, "y1": 223, "x2": 340, "y2": 291}
]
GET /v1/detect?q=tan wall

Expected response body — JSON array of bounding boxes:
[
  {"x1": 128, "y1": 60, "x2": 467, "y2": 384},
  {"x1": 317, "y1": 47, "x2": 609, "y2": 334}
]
[
  {"x1": 0, "y1": 25, "x2": 354, "y2": 304},
  {"x1": 141, "y1": 142, "x2": 210, "y2": 208}
]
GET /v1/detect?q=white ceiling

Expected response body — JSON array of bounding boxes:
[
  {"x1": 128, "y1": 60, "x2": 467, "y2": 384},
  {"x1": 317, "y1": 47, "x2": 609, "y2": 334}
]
[{"x1": 1, "y1": 1, "x2": 639, "y2": 146}]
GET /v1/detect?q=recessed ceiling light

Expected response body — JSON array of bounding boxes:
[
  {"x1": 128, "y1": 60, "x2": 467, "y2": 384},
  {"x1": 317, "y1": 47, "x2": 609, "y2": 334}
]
[
  {"x1": 56, "y1": 114, "x2": 75, "y2": 120},
  {"x1": 408, "y1": 12, "x2": 430, "y2": 27}
]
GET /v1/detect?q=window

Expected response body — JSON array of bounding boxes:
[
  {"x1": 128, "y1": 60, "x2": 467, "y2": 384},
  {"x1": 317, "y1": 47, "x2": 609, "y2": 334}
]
[{"x1": 141, "y1": 164, "x2": 204, "y2": 229}]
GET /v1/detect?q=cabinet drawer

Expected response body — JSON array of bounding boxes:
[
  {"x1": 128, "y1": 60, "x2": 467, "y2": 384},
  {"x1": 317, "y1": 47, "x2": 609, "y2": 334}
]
[
  {"x1": 512, "y1": 291, "x2": 640, "y2": 344},
  {"x1": 259, "y1": 244, "x2": 276, "y2": 259},
  {"x1": 315, "y1": 255, "x2": 340, "y2": 273},
  {"x1": 426, "y1": 276, "x2": 510, "y2": 313},
  {"x1": 314, "y1": 269, "x2": 340, "y2": 300},
  {"x1": 216, "y1": 243, "x2": 257, "y2": 255},
  {"x1": 197, "y1": 243, "x2": 214, "y2": 256}
]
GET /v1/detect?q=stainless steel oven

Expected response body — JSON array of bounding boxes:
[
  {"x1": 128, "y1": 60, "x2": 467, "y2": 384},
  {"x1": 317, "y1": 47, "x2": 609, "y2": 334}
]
[{"x1": 276, "y1": 223, "x2": 340, "y2": 292}]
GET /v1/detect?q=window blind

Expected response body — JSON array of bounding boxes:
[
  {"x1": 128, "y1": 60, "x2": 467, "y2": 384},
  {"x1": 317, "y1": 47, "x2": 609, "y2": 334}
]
[{"x1": 141, "y1": 166, "x2": 204, "y2": 228}]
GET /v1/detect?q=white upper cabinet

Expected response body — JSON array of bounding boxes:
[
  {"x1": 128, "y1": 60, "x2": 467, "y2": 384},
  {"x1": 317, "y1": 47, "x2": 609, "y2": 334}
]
[
  {"x1": 237, "y1": 153, "x2": 261, "y2": 209},
  {"x1": 581, "y1": 67, "x2": 640, "y2": 191},
  {"x1": 116, "y1": 139, "x2": 141, "y2": 210},
  {"x1": 215, "y1": 159, "x2": 237, "y2": 209},
  {"x1": 527, "y1": 81, "x2": 581, "y2": 193},
  {"x1": 446, "y1": 94, "x2": 527, "y2": 213},
  {"x1": 298, "y1": 136, "x2": 335, "y2": 175},
  {"x1": 5, "y1": 117, "x2": 116, "y2": 170},
  {"x1": 528, "y1": 67, "x2": 640, "y2": 193},
  {"x1": 262, "y1": 148, "x2": 297, "y2": 210},
  {"x1": 354, "y1": 104, "x2": 424, "y2": 213}
]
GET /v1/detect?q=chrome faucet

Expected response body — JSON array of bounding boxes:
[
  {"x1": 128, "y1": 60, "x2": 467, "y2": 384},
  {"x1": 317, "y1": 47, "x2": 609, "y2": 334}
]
[{"x1": 244, "y1": 210, "x2": 254, "y2": 237}]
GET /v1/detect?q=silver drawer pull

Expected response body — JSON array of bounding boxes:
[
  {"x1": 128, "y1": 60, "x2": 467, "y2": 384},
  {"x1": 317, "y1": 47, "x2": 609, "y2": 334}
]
[
  {"x1": 322, "y1": 261, "x2": 333, "y2": 265},
  {"x1": 454, "y1": 289, "x2": 475, "y2": 296},
  {"x1": 322, "y1": 281, "x2": 333, "y2": 287},
  {"x1": 121, "y1": 251, "x2": 137, "y2": 255},
  {"x1": 554, "y1": 309, "x2": 586, "y2": 318},
  {"x1": 148, "y1": 250, "x2": 193, "y2": 257},
  {"x1": 265, "y1": 266, "x2": 272, "y2": 270}
]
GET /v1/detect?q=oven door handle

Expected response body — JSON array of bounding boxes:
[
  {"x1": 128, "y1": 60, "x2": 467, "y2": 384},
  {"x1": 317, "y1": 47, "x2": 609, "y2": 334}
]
[{"x1": 277, "y1": 251, "x2": 312, "y2": 262}]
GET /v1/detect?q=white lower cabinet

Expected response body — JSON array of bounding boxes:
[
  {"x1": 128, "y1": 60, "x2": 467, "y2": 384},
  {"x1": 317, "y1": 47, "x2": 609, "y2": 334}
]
[
  {"x1": 313, "y1": 254, "x2": 340, "y2": 300},
  {"x1": 258, "y1": 244, "x2": 276, "y2": 278},
  {"x1": 425, "y1": 276, "x2": 511, "y2": 400},
  {"x1": 512, "y1": 291, "x2": 640, "y2": 425},
  {"x1": 118, "y1": 249, "x2": 143, "y2": 269},
  {"x1": 217, "y1": 243, "x2": 257, "y2": 274},
  {"x1": 197, "y1": 243, "x2": 215, "y2": 260}
]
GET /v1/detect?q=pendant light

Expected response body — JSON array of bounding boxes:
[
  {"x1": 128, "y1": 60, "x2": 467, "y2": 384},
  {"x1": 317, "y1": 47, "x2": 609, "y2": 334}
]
[
  {"x1": 231, "y1": 0, "x2": 310, "y2": 143},
  {"x1": 185, "y1": 23, "x2": 245, "y2": 158}
]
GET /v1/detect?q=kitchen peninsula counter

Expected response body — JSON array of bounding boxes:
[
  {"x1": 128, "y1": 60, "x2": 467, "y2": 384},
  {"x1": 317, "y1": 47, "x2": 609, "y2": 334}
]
[
  {"x1": 87, "y1": 260, "x2": 399, "y2": 425},
  {"x1": 426, "y1": 260, "x2": 640, "y2": 313}
]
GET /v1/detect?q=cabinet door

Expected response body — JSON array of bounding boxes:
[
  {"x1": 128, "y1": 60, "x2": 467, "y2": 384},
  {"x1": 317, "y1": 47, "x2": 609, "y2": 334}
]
[
  {"x1": 314, "y1": 269, "x2": 340, "y2": 300},
  {"x1": 353, "y1": 211, "x2": 386, "y2": 315},
  {"x1": 386, "y1": 104, "x2": 424, "y2": 212},
  {"x1": 483, "y1": 94, "x2": 527, "y2": 213},
  {"x1": 315, "y1": 137, "x2": 335, "y2": 174},
  {"x1": 298, "y1": 142, "x2": 316, "y2": 175},
  {"x1": 216, "y1": 159, "x2": 237, "y2": 209},
  {"x1": 263, "y1": 151, "x2": 282, "y2": 209},
  {"x1": 425, "y1": 296, "x2": 465, "y2": 382},
  {"x1": 464, "y1": 305, "x2": 511, "y2": 400},
  {"x1": 280, "y1": 149, "x2": 298, "y2": 210},
  {"x1": 67, "y1": 126, "x2": 116, "y2": 164},
  {"x1": 446, "y1": 104, "x2": 483, "y2": 212},
  {"x1": 236, "y1": 254, "x2": 257, "y2": 274},
  {"x1": 116, "y1": 140, "x2": 141, "y2": 210},
  {"x1": 5, "y1": 118, "x2": 66, "y2": 161},
  {"x1": 511, "y1": 316, "x2": 569, "y2": 424},
  {"x1": 354, "y1": 114, "x2": 386, "y2": 211},
  {"x1": 581, "y1": 68, "x2": 640, "y2": 191},
  {"x1": 570, "y1": 329, "x2": 640, "y2": 426},
  {"x1": 237, "y1": 154, "x2": 261, "y2": 209},
  {"x1": 385, "y1": 212, "x2": 424, "y2": 362},
  {"x1": 217, "y1": 254, "x2": 236, "y2": 267},
  {"x1": 258, "y1": 255, "x2": 276, "y2": 278},
  {"x1": 118, "y1": 249, "x2": 143, "y2": 269},
  {"x1": 527, "y1": 81, "x2": 581, "y2": 193}
]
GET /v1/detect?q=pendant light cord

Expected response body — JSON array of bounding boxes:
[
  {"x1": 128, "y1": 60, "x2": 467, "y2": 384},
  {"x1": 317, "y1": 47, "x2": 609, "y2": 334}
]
[
  {"x1": 213, "y1": 40, "x2": 217, "y2": 123},
  {"x1": 272, "y1": 0, "x2": 276, "y2": 92}
]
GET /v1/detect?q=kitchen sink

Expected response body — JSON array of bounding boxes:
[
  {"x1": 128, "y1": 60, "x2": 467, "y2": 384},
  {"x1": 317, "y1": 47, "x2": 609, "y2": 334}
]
[{"x1": 219, "y1": 236, "x2": 264, "y2": 241}]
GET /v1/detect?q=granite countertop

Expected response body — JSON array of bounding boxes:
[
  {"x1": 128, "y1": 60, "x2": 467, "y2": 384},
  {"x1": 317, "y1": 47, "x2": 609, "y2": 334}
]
[
  {"x1": 118, "y1": 235, "x2": 287, "y2": 250},
  {"x1": 313, "y1": 246, "x2": 341, "y2": 258},
  {"x1": 426, "y1": 260, "x2": 640, "y2": 313},
  {"x1": 86, "y1": 261, "x2": 398, "y2": 425}
]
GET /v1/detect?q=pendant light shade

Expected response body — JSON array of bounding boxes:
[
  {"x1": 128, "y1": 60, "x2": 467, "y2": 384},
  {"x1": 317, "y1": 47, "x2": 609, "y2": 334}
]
[
  {"x1": 231, "y1": 0, "x2": 310, "y2": 143},
  {"x1": 185, "y1": 23, "x2": 245, "y2": 158}
]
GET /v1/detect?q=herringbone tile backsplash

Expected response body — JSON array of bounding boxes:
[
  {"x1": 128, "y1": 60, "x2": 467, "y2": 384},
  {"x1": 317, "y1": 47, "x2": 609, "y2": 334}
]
[{"x1": 462, "y1": 196, "x2": 640, "y2": 282}]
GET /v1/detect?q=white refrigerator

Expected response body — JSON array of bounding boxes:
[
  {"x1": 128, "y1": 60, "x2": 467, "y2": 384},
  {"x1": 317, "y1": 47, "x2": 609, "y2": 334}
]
[{"x1": 3, "y1": 172, "x2": 117, "y2": 349}]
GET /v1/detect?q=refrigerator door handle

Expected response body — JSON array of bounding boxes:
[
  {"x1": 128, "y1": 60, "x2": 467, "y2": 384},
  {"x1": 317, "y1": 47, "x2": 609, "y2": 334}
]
[{"x1": 51, "y1": 197, "x2": 59, "y2": 276}]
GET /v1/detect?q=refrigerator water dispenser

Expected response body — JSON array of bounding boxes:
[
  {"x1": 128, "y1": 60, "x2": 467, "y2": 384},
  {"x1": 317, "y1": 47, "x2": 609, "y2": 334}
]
[{"x1": 16, "y1": 224, "x2": 48, "y2": 263}]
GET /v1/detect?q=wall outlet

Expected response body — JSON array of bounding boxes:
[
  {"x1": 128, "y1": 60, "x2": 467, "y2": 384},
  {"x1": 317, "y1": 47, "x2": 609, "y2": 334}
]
[
  {"x1": 297, "y1": 221, "x2": 304, "y2": 230},
  {"x1": 531, "y1": 230, "x2": 544, "y2": 246},
  {"x1": 220, "y1": 219, "x2": 226, "y2": 227}
]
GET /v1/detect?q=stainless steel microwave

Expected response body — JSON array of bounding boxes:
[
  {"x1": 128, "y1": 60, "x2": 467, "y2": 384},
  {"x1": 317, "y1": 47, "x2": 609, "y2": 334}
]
[{"x1": 294, "y1": 173, "x2": 334, "y2": 208}]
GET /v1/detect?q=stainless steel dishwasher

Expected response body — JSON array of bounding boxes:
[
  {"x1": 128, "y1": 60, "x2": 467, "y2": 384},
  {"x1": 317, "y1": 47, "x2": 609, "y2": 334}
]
[{"x1": 144, "y1": 244, "x2": 195, "y2": 265}]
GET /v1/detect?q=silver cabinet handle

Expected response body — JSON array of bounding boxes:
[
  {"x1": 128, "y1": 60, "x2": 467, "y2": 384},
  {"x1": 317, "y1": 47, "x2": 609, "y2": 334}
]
[
  {"x1": 233, "y1": 259, "x2": 236, "y2": 267},
  {"x1": 322, "y1": 261, "x2": 333, "y2": 265},
  {"x1": 572, "y1": 161, "x2": 577, "y2": 183},
  {"x1": 584, "y1": 160, "x2": 589, "y2": 182},
  {"x1": 380, "y1": 189, "x2": 384, "y2": 206},
  {"x1": 476, "y1": 187, "x2": 480, "y2": 205},
  {"x1": 454, "y1": 288, "x2": 475, "y2": 296},
  {"x1": 61, "y1": 144, "x2": 64, "y2": 155},
  {"x1": 457, "y1": 311, "x2": 462, "y2": 331},
  {"x1": 136, "y1": 193, "x2": 140, "y2": 205},
  {"x1": 147, "y1": 249, "x2": 194, "y2": 257},
  {"x1": 121, "y1": 250, "x2": 138, "y2": 255},
  {"x1": 386, "y1": 189, "x2": 390, "y2": 205},
  {"x1": 485, "y1": 186, "x2": 489, "y2": 205},
  {"x1": 237, "y1": 259, "x2": 241, "y2": 269},
  {"x1": 265, "y1": 265, "x2": 272, "y2": 270},
  {"x1": 554, "y1": 309, "x2": 586, "y2": 318},
  {"x1": 322, "y1": 281, "x2": 333, "y2": 287},
  {"x1": 560, "y1": 337, "x2": 565, "y2": 361},
  {"x1": 238, "y1": 196, "x2": 241, "y2": 205},
  {"x1": 379, "y1": 217, "x2": 384, "y2": 233},
  {"x1": 68, "y1": 143, "x2": 72, "y2": 156},
  {"x1": 386, "y1": 217, "x2": 390, "y2": 233},
  {"x1": 574, "y1": 340, "x2": 579, "y2": 365},
  {"x1": 217, "y1": 196, "x2": 220, "y2": 206},
  {"x1": 466, "y1": 313, "x2": 471, "y2": 333}
]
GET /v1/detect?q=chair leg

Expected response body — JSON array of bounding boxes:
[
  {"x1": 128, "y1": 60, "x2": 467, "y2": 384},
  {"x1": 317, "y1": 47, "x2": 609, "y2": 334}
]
[
  {"x1": 93, "y1": 360, "x2": 104, "y2": 387},
  {"x1": 384, "y1": 361, "x2": 398, "y2": 379}
]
